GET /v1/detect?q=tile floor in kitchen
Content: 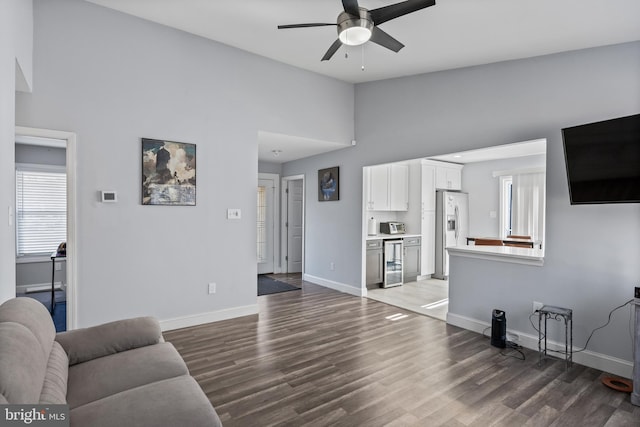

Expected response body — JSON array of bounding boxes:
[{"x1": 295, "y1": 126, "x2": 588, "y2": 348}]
[{"x1": 366, "y1": 278, "x2": 449, "y2": 321}]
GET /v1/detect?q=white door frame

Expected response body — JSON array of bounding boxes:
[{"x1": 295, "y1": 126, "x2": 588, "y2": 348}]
[
  {"x1": 15, "y1": 126, "x2": 78, "y2": 330},
  {"x1": 281, "y1": 174, "x2": 305, "y2": 275},
  {"x1": 258, "y1": 173, "x2": 280, "y2": 274}
]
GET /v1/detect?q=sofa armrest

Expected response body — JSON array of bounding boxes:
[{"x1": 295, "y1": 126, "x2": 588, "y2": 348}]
[{"x1": 55, "y1": 316, "x2": 163, "y2": 365}]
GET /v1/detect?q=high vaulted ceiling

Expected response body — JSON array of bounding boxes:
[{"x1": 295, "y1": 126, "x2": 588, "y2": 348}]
[
  {"x1": 83, "y1": 0, "x2": 640, "y2": 163},
  {"x1": 86, "y1": 0, "x2": 640, "y2": 84}
]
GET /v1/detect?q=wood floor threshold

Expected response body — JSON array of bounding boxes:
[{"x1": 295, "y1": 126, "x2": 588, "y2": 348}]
[{"x1": 164, "y1": 281, "x2": 639, "y2": 427}]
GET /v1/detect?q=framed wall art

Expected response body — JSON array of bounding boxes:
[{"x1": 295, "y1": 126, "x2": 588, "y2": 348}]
[
  {"x1": 318, "y1": 166, "x2": 339, "y2": 201},
  {"x1": 142, "y1": 138, "x2": 196, "y2": 205}
]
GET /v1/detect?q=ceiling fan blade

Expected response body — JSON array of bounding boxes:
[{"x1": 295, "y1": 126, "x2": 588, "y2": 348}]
[
  {"x1": 278, "y1": 23, "x2": 337, "y2": 29},
  {"x1": 342, "y1": 0, "x2": 360, "y2": 16},
  {"x1": 321, "y1": 39, "x2": 343, "y2": 61},
  {"x1": 370, "y1": 0, "x2": 436, "y2": 25},
  {"x1": 370, "y1": 27, "x2": 404, "y2": 52}
]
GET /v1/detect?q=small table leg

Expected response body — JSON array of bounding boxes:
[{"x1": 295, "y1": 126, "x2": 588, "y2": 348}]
[{"x1": 50, "y1": 257, "x2": 56, "y2": 314}]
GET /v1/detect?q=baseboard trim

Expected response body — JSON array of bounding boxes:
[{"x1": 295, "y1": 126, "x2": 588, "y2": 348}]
[
  {"x1": 446, "y1": 312, "x2": 633, "y2": 379},
  {"x1": 303, "y1": 274, "x2": 364, "y2": 297},
  {"x1": 159, "y1": 304, "x2": 258, "y2": 332}
]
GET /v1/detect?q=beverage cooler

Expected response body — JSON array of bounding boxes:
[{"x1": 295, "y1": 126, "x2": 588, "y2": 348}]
[{"x1": 383, "y1": 239, "x2": 403, "y2": 288}]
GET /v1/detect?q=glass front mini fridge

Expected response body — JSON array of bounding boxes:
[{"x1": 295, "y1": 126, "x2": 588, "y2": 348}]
[{"x1": 383, "y1": 239, "x2": 403, "y2": 288}]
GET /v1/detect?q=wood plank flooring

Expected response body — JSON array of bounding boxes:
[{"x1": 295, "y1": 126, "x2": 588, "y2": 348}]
[{"x1": 164, "y1": 281, "x2": 639, "y2": 426}]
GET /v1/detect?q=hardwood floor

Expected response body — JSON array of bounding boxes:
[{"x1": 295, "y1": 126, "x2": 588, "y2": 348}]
[{"x1": 164, "y1": 281, "x2": 639, "y2": 426}]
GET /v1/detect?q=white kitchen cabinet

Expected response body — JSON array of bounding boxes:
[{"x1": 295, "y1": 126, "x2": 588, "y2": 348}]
[
  {"x1": 435, "y1": 163, "x2": 463, "y2": 190},
  {"x1": 365, "y1": 164, "x2": 408, "y2": 211},
  {"x1": 421, "y1": 211, "x2": 436, "y2": 275},
  {"x1": 367, "y1": 165, "x2": 390, "y2": 210},
  {"x1": 389, "y1": 164, "x2": 409, "y2": 211},
  {"x1": 421, "y1": 163, "x2": 436, "y2": 211}
]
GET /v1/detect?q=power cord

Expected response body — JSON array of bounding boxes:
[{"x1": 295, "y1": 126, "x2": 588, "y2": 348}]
[
  {"x1": 483, "y1": 326, "x2": 526, "y2": 360},
  {"x1": 502, "y1": 341, "x2": 525, "y2": 360},
  {"x1": 529, "y1": 299, "x2": 634, "y2": 355}
]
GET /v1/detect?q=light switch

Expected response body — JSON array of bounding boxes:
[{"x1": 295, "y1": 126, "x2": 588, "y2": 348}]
[
  {"x1": 227, "y1": 208, "x2": 241, "y2": 219},
  {"x1": 489, "y1": 211, "x2": 497, "y2": 219}
]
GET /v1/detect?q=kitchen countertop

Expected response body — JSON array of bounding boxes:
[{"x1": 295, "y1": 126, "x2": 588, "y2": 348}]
[
  {"x1": 366, "y1": 233, "x2": 421, "y2": 241},
  {"x1": 447, "y1": 244, "x2": 544, "y2": 266}
]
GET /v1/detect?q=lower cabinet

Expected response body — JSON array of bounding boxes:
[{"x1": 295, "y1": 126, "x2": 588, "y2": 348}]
[
  {"x1": 403, "y1": 236, "x2": 421, "y2": 283},
  {"x1": 366, "y1": 240, "x2": 383, "y2": 287}
]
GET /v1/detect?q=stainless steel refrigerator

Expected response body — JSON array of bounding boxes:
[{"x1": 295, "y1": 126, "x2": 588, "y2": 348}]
[{"x1": 434, "y1": 190, "x2": 469, "y2": 280}]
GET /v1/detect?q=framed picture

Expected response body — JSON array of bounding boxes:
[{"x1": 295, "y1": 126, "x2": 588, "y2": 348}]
[
  {"x1": 142, "y1": 138, "x2": 196, "y2": 205},
  {"x1": 318, "y1": 166, "x2": 339, "y2": 201}
]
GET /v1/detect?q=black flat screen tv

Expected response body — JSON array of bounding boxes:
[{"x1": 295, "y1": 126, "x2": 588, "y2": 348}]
[{"x1": 562, "y1": 113, "x2": 640, "y2": 204}]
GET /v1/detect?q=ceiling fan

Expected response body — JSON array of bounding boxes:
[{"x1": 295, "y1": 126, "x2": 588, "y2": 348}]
[{"x1": 278, "y1": 0, "x2": 436, "y2": 61}]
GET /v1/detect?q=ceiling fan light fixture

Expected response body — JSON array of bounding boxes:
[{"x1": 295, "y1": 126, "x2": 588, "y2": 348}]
[
  {"x1": 337, "y1": 10, "x2": 373, "y2": 46},
  {"x1": 339, "y1": 26, "x2": 371, "y2": 46}
]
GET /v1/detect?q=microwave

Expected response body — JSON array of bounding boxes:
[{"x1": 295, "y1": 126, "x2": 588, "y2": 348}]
[{"x1": 380, "y1": 222, "x2": 406, "y2": 235}]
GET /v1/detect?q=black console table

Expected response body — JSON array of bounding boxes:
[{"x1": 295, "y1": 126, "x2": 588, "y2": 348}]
[{"x1": 538, "y1": 305, "x2": 573, "y2": 370}]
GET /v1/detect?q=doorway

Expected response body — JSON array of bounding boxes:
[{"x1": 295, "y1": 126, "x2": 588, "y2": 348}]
[
  {"x1": 282, "y1": 176, "x2": 304, "y2": 274},
  {"x1": 257, "y1": 173, "x2": 279, "y2": 274},
  {"x1": 15, "y1": 126, "x2": 77, "y2": 330}
]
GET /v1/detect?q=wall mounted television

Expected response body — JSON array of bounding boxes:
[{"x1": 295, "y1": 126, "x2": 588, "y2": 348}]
[{"x1": 562, "y1": 113, "x2": 640, "y2": 204}]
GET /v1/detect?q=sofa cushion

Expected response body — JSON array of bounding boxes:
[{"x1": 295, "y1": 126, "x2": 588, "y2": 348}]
[
  {"x1": 56, "y1": 316, "x2": 162, "y2": 365},
  {"x1": 0, "y1": 297, "x2": 55, "y2": 362},
  {"x1": 0, "y1": 323, "x2": 48, "y2": 403},
  {"x1": 39, "y1": 341, "x2": 69, "y2": 404},
  {"x1": 70, "y1": 376, "x2": 222, "y2": 427},
  {"x1": 67, "y1": 342, "x2": 188, "y2": 409}
]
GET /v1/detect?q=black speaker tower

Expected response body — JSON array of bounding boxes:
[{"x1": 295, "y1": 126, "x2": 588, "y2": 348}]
[{"x1": 491, "y1": 309, "x2": 506, "y2": 348}]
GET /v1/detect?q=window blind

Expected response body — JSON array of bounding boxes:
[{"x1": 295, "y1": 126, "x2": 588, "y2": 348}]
[{"x1": 16, "y1": 168, "x2": 67, "y2": 256}]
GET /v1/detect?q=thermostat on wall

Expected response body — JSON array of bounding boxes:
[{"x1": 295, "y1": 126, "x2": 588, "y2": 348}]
[{"x1": 101, "y1": 191, "x2": 118, "y2": 203}]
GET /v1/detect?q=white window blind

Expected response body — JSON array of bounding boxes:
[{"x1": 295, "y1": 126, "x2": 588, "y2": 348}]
[{"x1": 16, "y1": 166, "x2": 67, "y2": 256}]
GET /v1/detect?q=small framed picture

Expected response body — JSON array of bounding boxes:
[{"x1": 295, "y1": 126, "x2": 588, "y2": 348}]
[{"x1": 318, "y1": 166, "x2": 339, "y2": 201}]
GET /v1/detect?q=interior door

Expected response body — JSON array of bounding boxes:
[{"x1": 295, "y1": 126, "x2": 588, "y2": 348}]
[
  {"x1": 257, "y1": 178, "x2": 275, "y2": 274},
  {"x1": 286, "y1": 179, "x2": 303, "y2": 273}
]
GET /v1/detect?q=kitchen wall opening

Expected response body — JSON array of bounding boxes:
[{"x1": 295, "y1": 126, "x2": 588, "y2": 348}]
[{"x1": 362, "y1": 139, "x2": 547, "y2": 322}]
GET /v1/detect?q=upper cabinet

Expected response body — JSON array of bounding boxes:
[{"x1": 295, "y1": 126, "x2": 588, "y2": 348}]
[
  {"x1": 367, "y1": 165, "x2": 390, "y2": 211},
  {"x1": 435, "y1": 163, "x2": 463, "y2": 190},
  {"x1": 421, "y1": 163, "x2": 436, "y2": 211},
  {"x1": 366, "y1": 164, "x2": 409, "y2": 211}
]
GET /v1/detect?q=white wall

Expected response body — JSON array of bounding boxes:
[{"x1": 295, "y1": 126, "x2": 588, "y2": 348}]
[
  {"x1": 258, "y1": 161, "x2": 282, "y2": 175},
  {"x1": 284, "y1": 42, "x2": 640, "y2": 370},
  {"x1": 0, "y1": 0, "x2": 33, "y2": 304},
  {"x1": 14, "y1": 0, "x2": 353, "y2": 327}
]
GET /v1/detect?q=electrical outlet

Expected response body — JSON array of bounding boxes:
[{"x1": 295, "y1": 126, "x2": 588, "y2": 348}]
[
  {"x1": 533, "y1": 301, "x2": 543, "y2": 312},
  {"x1": 208, "y1": 283, "x2": 216, "y2": 294},
  {"x1": 330, "y1": 262, "x2": 335, "y2": 271},
  {"x1": 55, "y1": 262, "x2": 62, "y2": 271}
]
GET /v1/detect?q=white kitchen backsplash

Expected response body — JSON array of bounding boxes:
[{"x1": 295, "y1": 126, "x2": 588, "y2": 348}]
[{"x1": 368, "y1": 211, "x2": 407, "y2": 234}]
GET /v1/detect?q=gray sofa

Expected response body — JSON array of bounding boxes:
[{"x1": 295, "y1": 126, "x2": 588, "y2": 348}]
[{"x1": 0, "y1": 297, "x2": 222, "y2": 426}]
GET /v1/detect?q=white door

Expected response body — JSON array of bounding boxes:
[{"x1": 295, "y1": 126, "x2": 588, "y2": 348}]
[
  {"x1": 257, "y1": 178, "x2": 275, "y2": 274},
  {"x1": 286, "y1": 179, "x2": 303, "y2": 273}
]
